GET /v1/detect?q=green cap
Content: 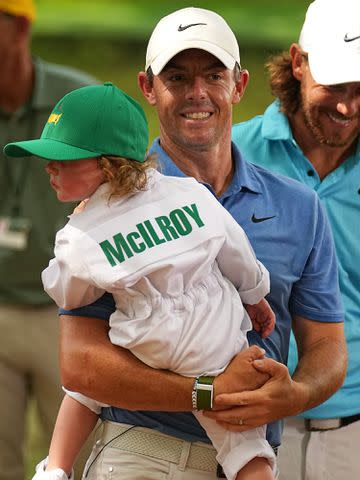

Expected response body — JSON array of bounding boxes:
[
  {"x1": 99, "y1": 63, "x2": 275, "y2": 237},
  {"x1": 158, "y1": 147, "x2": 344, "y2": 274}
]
[{"x1": 4, "y1": 82, "x2": 149, "y2": 163}]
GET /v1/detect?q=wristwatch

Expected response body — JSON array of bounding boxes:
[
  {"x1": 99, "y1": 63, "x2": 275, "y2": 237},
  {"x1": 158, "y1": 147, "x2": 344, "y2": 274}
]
[{"x1": 192, "y1": 376, "x2": 215, "y2": 410}]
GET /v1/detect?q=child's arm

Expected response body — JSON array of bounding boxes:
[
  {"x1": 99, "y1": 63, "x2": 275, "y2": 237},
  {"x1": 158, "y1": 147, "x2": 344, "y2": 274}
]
[
  {"x1": 42, "y1": 228, "x2": 105, "y2": 310},
  {"x1": 204, "y1": 190, "x2": 270, "y2": 305},
  {"x1": 244, "y1": 298, "x2": 275, "y2": 338},
  {"x1": 45, "y1": 394, "x2": 98, "y2": 475}
]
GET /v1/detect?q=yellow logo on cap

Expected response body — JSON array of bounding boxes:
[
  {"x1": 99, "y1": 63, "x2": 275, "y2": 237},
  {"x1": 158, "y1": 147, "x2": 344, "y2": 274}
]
[{"x1": 47, "y1": 113, "x2": 62, "y2": 125}]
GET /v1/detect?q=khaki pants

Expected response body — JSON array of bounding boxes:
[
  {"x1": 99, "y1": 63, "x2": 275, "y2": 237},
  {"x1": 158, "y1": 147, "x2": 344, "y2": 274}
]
[
  {"x1": 278, "y1": 417, "x2": 360, "y2": 480},
  {"x1": 0, "y1": 304, "x2": 91, "y2": 480},
  {"x1": 83, "y1": 421, "x2": 220, "y2": 480}
]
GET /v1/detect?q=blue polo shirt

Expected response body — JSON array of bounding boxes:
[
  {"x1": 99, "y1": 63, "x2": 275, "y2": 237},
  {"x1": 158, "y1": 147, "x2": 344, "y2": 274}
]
[
  {"x1": 232, "y1": 100, "x2": 359, "y2": 419},
  {"x1": 61, "y1": 138, "x2": 343, "y2": 446}
]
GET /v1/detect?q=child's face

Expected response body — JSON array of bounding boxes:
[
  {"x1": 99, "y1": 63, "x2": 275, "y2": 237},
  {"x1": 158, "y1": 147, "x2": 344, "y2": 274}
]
[{"x1": 45, "y1": 157, "x2": 105, "y2": 202}]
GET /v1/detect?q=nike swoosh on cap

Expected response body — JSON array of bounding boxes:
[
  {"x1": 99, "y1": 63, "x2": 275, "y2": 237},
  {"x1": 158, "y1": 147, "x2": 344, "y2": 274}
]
[
  {"x1": 178, "y1": 23, "x2": 207, "y2": 32},
  {"x1": 251, "y1": 214, "x2": 276, "y2": 223}
]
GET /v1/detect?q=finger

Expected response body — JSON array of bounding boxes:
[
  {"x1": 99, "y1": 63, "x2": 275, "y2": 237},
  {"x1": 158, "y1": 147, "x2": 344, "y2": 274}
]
[
  {"x1": 204, "y1": 407, "x2": 247, "y2": 424},
  {"x1": 261, "y1": 323, "x2": 273, "y2": 338},
  {"x1": 214, "y1": 391, "x2": 259, "y2": 406},
  {"x1": 204, "y1": 407, "x2": 264, "y2": 427},
  {"x1": 252, "y1": 357, "x2": 286, "y2": 377},
  {"x1": 252, "y1": 321, "x2": 261, "y2": 333},
  {"x1": 246, "y1": 344, "x2": 266, "y2": 360}
]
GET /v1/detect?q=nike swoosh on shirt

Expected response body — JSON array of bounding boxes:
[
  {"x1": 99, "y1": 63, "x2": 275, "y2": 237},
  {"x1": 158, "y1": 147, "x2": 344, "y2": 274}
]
[
  {"x1": 178, "y1": 23, "x2": 207, "y2": 32},
  {"x1": 344, "y1": 33, "x2": 360, "y2": 42},
  {"x1": 251, "y1": 214, "x2": 276, "y2": 223}
]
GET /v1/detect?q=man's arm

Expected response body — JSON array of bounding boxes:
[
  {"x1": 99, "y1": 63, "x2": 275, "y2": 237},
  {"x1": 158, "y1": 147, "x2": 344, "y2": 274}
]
[
  {"x1": 291, "y1": 315, "x2": 347, "y2": 409},
  {"x1": 60, "y1": 315, "x2": 270, "y2": 411},
  {"x1": 60, "y1": 315, "x2": 193, "y2": 410},
  {"x1": 203, "y1": 316, "x2": 347, "y2": 431}
]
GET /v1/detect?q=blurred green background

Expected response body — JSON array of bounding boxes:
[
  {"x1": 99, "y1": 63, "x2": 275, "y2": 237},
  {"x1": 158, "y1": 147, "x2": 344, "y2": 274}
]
[
  {"x1": 31, "y1": 0, "x2": 310, "y2": 141},
  {"x1": 27, "y1": 0, "x2": 310, "y2": 477}
]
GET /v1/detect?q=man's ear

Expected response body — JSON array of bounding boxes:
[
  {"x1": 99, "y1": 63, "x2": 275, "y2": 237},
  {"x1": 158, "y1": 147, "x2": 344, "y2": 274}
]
[
  {"x1": 232, "y1": 68, "x2": 249, "y2": 105},
  {"x1": 138, "y1": 71, "x2": 156, "y2": 106},
  {"x1": 290, "y1": 43, "x2": 306, "y2": 81}
]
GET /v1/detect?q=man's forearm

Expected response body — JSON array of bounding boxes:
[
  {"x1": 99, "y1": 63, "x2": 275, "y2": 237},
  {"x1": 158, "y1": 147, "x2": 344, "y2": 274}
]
[
  {"x1": 201, "y1": 319, "x2": 347, "y2": 431},
  {"x1": 60, "y1": 315, "x2": 269, "y2": 412},
  {"x1": 292, "y1": 317, "x2": 347, "y2": 414},
  {"x1": 60, "y1": 315, "x2": 194, "y2": 411}
]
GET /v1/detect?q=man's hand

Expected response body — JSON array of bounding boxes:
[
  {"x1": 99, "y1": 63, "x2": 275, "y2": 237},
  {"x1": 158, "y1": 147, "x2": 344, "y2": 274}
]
[
  {"x1": 213, "y1": 345, "x2": 269, "y2": 403},
  {"x1": 205, "y1": 317, "x2": 346, "y2": 432},
  {"x1": 206, "y1": 355, "x2": 306, "y2": 431}
]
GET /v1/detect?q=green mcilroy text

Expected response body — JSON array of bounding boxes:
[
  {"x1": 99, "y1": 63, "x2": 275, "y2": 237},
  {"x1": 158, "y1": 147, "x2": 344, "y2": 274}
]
[{"x1": 100, "y1": 203, "x2": 205, "y2": 266}]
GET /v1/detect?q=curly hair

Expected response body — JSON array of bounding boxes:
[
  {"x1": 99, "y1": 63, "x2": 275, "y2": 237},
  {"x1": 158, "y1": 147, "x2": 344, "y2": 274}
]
[
  {"x1": 99, "y1": 154, "x2": 157, "y2": 200},
  {"x1": 266, "y1": 51, "x2": 302, "y2": 116}
]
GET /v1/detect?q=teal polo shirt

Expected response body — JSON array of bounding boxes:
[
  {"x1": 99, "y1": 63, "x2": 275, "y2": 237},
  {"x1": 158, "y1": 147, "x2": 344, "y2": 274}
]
[{"x1": 232, "y1": 100, "x2": 359, "y2": 419}]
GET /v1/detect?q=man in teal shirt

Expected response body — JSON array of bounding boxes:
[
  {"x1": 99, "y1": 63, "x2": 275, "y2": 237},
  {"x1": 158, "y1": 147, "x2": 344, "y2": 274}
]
[{"x1": 232, "y1": 0, "x2": 360, "y2": 479}]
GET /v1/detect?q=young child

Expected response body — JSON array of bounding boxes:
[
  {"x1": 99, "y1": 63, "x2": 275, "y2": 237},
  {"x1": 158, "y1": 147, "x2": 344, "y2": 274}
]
[{"x1": 4, "y1": 83, "x2": 276, "y2": 480}]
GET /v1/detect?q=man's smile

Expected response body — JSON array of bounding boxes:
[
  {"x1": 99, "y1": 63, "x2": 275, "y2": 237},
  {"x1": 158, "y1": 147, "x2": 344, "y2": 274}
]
[
  {"x1": 182, "y1": 112, "x2": 212, "y2": 119},
  {"x1": 326, "y1": 111, "x2": 357, "y2": 127}
]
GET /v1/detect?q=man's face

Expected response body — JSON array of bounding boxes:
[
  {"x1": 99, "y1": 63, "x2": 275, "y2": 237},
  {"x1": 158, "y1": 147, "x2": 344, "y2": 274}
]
[
  {"x1": 142, "y1": 49, "x2": 244, "y2": 152},
  {"x1": 299, "y1": 65, "x2": 360, "y2": 148}
]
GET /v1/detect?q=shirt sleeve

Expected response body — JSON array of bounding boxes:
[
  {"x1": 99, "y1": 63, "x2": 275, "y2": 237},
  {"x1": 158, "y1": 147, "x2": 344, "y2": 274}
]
[
  {"x1": 63, "y1": 387, "x2": 108, "y2": 414},
  {"x1": 42, "y1": 227, "x2": 105, "y2": 310},
  {"x1": 210, "y1": 194, "x2": 270, "y2": 304},
  {"x1": 289, "y1": 196, "x2": 343, "y2": 322}
]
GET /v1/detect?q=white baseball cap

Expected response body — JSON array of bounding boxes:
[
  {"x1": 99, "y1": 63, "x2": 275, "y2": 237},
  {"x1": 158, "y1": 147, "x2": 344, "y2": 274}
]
[
  {"x1": 145, "y1": 7, "x2": 240, "y2": 75},
  {"x1": 299, "y1": 0, "x2": 360, "y2": 85}
]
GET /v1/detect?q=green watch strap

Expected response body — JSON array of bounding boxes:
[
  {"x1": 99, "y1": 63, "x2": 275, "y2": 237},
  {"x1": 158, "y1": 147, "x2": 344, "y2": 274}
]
[{"x1": 196, "y1": 376, "x2": 215, "y2": 410}]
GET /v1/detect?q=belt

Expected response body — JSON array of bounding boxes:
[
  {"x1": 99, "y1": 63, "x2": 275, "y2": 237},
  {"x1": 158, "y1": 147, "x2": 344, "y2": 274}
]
[
  {"x1": 305, "y1": 413, "x2": 360, "y2": 431},
  {"x1": 100, "y1": 421, "x2": 218, "y2": 473}
]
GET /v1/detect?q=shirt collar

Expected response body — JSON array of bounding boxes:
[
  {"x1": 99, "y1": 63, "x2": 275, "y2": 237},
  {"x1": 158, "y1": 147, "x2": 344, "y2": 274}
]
[
  {"x1": 261, "y1": 100, "x2": 293, "y2": 141},
  {"x1": 149, "y1": 138, "x2": 262, "y2": 196},
  {"x1": 30, "y1": 57, "x2": 55, "y2": 110}
]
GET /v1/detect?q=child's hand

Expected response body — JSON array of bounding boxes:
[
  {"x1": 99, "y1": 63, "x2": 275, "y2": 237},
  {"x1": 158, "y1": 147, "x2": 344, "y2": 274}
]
[
  {"x1": 244, "y1": 298, "x2": 276, "y2": 338},
  {"x1": 32, "y1": 458, "x2": 74, "y2": 480},
  {"x1": 72, "y1": 198, "x2": 89, "y2": 215}
]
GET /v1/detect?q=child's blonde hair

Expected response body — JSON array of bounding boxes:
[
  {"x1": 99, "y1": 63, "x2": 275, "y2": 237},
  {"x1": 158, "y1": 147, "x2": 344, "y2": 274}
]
[{"x1": 99, "y1": 154, "x2": 157, "y2": 200}]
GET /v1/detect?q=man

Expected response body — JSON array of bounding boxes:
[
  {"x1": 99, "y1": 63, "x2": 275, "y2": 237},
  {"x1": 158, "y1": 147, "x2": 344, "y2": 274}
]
[
  {"x1": 232, "y1": 0, "x2": 360, "y2": 478},
  {"x1": 59, "y1": 7, "x2": 346, "y2": 479},
  {"x1": 0, "y1": 1, "x2": 98, "y2": 479}
]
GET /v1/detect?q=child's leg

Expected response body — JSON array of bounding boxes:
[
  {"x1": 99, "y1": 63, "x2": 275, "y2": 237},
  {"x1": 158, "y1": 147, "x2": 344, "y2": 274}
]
[
  {"x1": 235, "y1": 457, "x2": 274, "y2": 480},
  {"x1": 193, "y1": 411, "x2": 276, "y2": 480}
]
